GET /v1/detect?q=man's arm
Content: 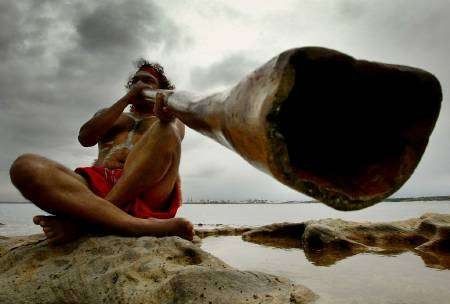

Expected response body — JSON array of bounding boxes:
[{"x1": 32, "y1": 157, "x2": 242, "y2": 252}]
[
  {"x1": 78, "y1": 97, "x2": 129, "y2": 147},
  {"x1": 78, "y1": 81, "x2": 154, "y2": 147}
]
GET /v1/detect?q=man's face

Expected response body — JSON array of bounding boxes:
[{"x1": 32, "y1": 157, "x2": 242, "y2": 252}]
[{"x1": 130, "y1": 70, "x2": 160, "y2": 90}]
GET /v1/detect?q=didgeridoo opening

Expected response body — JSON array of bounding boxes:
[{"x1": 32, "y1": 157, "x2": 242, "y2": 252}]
[{"x1": 267, "y1": 47, "x2": 442, "y2": 210}]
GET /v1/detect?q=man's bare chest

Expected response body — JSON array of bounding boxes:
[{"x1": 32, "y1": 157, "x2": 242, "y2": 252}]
[{"x1": 101, "y1": 113, "x2": 157, "y2": 143}]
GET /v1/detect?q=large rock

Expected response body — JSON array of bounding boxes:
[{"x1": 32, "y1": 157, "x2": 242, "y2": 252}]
[
  {"x1": 195, "y1": 224, "x2": 253, "y2": 239},
  {"x1": 242, "y1": 213, "x2": 450, "y2": 268},
  {"x1": 0, "y1": 234, "x2": 316, "y2": 304}
]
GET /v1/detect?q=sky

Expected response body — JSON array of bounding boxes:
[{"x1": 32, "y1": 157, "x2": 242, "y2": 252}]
[{"x1": 0, "y1": 0, "x2": 449, "y2": 203}]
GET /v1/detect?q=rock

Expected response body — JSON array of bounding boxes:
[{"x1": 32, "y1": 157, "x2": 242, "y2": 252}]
[
  {"x1": 239, "y1": 223, "x2": 306, "y2": 249},
  {"x1": 0, "y1": 234, "x2": 316, "y2": 304},
  {"x1": 195, "y1": 225, "x2": 253, "y2": 239},
  {"x1": 242, "y1": 213, "x2": 450, "y2": 268}
]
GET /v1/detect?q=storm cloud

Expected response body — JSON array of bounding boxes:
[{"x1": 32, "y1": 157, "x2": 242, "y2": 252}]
[
  {"x1": 190, "y1": 53, "x2": 260, "y2": 90},
  {"x1": 0, "y1": 0, "x2": 449, "y2": 203},
  {"x1": 0, "y1": 0, "x2": 186, "y2": 200}
]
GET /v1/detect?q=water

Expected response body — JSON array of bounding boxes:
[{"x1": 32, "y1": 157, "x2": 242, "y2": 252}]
[
  {"x1": 178, "y1": 201, "x2": 450, "y2": 225},
  {"x1": 202, "y1": 236, "x2": 450, "y2": 304},
  {"x1": 1, "y1": 201, "x2": 450, "y2": 303},
  {"x1": 2, "y1": 201, "x2": 450, "y2": 236}
]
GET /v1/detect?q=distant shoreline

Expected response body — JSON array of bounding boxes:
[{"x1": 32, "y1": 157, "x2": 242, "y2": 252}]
[{"x1": 1, "y1": 195, "x2": 449, "y2": 205}]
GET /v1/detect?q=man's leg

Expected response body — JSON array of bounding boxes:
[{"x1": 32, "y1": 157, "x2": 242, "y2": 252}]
[
  {"x1": 9, "y1": 153, "x2": 193, "y2": 244},
  {"x1": 106, "y1": 119, "x2": 182, "y2": 209}
]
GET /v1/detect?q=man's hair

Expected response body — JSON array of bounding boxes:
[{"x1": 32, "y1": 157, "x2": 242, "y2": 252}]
[{"x1": 125, "y1": 58, "x2": 175, "y2": 90}]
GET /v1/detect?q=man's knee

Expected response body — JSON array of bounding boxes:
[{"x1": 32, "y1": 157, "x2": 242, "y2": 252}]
[{"x1": 10, "y1": 153, "x2": 48, "y2": 187}]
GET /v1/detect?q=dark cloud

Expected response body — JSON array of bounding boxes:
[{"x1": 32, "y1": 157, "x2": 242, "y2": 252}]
[
  {"x1": 58, "y1": 0, "x2": 181, "y2": 81},
  {"x1": 0, "y1": 2, "x2": 22, "y2": 59},
  {"x1": 329, "y1": 0, "x2": 450, "y2": 57},
  {"x1": 76, "y1": 0, "x2": 179, "y2": 54},
  {"x1": 0, "y1": 0, "x2": 185, "y2": 181},
  {"x1": 190, "y1": 53, "x2": 261, "y2": 90}
]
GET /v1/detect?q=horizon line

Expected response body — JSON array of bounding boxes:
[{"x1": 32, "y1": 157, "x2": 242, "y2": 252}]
[{"x1": 1, "y1": 195, "x2": 450, "y2": 204}]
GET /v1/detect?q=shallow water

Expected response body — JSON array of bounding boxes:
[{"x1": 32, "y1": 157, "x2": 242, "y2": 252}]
[
  {"x1": 1, "y1": 201, "x2": 449, "y2": 303},
  {"x1": 2, "y1": 201, "x2": 450, "y2": 235},
  {"x1": 201, "y1": 236, "x2": 450, "y2": 304}
]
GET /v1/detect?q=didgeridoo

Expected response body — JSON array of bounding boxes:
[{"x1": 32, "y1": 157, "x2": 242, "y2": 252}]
[{"x1": 144, "y1": 47, "x2": 442, "y2": 210}]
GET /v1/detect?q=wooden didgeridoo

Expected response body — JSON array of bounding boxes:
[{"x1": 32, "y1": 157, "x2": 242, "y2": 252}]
[{"x1": 144, "y1": 47, "x2": 442, "y2": 211}]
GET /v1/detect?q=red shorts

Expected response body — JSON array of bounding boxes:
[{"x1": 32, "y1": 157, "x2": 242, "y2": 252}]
[{"x1": 74, "y1": 166, "x2": 182, "y2": 219}]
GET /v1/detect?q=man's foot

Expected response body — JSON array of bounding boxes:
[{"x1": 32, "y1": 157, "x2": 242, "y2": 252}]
[
  {"x1": 33, "y1": 215, "x2": 195, "y2": 244},
  {"x1": 33, "y1": 215, "x2": 82, "y2": 245},
  {"x1": 145, "y1": 217, "x2": 195, "y2": 241}
]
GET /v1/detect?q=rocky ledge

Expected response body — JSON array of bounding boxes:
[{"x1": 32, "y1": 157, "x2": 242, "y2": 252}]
[
  {"x1": 241, "y1": 213, "x2": 450, "y2": 268},
  {"x1": 0, "y1": 234, "x2": 316, "y2": 304},
  {"x1": 195, "y1": 224, "x2": 253, "y2": 239}
]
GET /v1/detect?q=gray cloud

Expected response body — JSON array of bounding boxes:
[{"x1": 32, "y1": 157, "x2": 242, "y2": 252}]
[
  {"x1": 0, "y1": 0, "x2": 186, "y2": 201},
  {"x1": 336, "y1": 0, "x2": 366, "y2": 20},
  {"x1": 190, "y1": 53, "x2": 261, "y2": 90},
  {"x1": 0, "y1": 2, "x2": 22, "y2": 59},
  {"x1": 185, "y1": 166, "x2": 224, "y2": 179},
  {"x1": 1, "y1": 0, "x2": 449, "y2": 203},
  {"x1": 76, "y1": 0, "x2": 179, "y2": 54},
  {"x1": 193, "y1": 2, "x2": 247, "y2": 21}
]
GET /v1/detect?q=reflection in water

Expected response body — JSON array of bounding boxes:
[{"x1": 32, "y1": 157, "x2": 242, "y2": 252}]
[
  {"x1": 240, "y1": 214, "x2": 450, "y2": 269},
  {"x1": 242, "y1": 235, "x2": 450, "y2": 270},
  {"x1": 418, "y1": 249, "x2": 450, "y2": 269},
  {"x1": 202, "y1": 236, "x2": 450, "y2": 304}
]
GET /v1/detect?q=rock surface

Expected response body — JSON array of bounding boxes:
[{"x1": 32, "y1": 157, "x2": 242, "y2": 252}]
[
  {"x1": 195, "y1": 224, "x2": 253, "y2": 239},
  {"x1": 241, "y1": 213, "x2": 450, "y2": 268},
  {"x1": 0, "y1": 234, "x2": 316, "y2": 304}
]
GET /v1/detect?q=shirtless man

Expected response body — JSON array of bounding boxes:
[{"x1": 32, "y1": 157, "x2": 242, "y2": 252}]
[{"x1": 9, "y1": 60, "x2": 194, "y2": 244}]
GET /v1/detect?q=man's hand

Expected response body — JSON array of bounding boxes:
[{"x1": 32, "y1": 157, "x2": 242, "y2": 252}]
[
  {"x1": 154, "y1": 92, "x2": 176, "y2": 123},
  {"x1": 124, "y1": 80, "x2": 154, "y2": 106}
]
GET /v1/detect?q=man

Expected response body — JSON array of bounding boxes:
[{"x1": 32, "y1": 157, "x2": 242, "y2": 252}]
[{"x1": 9, "y1": 60, "x2": 194, "y2": 245}]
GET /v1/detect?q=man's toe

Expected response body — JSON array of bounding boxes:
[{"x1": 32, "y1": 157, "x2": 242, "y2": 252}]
[
  {"x1": 47, "y1": 236, "x2": 59, "y2": 245},
  {"x1": 33, "y1": 215, "x2": 46, "y2": 225},
  {"x1": 45, "y1": 230, "x2": 57, "y2": 238}
]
